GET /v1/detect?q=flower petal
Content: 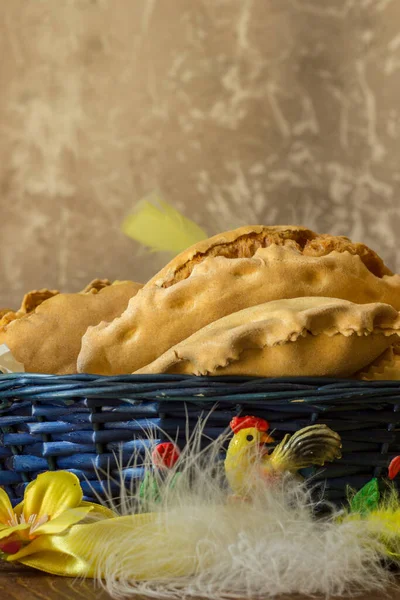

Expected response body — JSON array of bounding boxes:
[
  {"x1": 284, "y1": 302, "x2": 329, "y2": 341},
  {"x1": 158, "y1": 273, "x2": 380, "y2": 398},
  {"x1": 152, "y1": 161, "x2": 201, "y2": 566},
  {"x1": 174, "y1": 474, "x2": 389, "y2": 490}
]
[
  {"x1": 0, "y1": 488, "x2": 13, "y2": 525},
  {"x1": 6, "y1": 522, "x2": 114, "y2": 577},
  {"x1": 12, "y1": 500, "x2": 23, "y2": 518},
  {"x1": 6, "y1": 515, "x2": 158, "y2": 578},
  {"x1": 0, "y1": 523, "x2": 30, "y2": 541},
  {"x1": 8, "y1": 513, "x2": 197, "y2": 580},
  {"x1": 23, "y1": 471, "x2": 82, "y2": 522},
  {"x1": 13, "y1": 479, "x2": 37, "y2": 517},
  {"x1": 79, "y1": 501, "x2": 117, "y2": 520},
  {"x1": 6, "y1": 533, "x2": 93, "y2": 577},
  {"x1": 35, "y1": 507, "x2": 92, "y2": 536}
]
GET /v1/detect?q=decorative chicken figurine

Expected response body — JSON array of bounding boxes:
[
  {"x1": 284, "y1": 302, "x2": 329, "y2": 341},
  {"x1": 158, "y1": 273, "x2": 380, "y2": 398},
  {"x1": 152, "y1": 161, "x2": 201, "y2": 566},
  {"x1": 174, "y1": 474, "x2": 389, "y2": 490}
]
[
  {"x1": 139, "y1": 442, "x2": 181, "y2": 510},
  {"x1": 224, "y1": 415, "x2": 342, "y2": 497}
]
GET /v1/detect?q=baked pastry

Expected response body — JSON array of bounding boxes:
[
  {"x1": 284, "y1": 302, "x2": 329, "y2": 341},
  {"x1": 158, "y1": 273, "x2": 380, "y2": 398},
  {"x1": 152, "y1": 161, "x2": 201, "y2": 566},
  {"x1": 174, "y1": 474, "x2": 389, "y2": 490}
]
[
  {"x1": 356, "y1": 345, "x2": 400, "y2": 380},
  {"x1": 77, "y1": 239, "x2": 400, "y2": 375},
  {"x1": 0, "y1": 288, "x2": 60, "y2": 328},
  {"x1": 0, "y1": 279, "x2": 112, "y2": 329},
  {"x1": 80, "y1": 279, "x2": 111, "y2": 294},
  {"x1": 134, "y1": 298, "x2": 400, "y2": 378},
  {"x1": 146, "y1": 225, "x2": 393, "y2": 287},
  {"x1": 0, "y1": 281, "x2": 142, "y2": 374},
  {"x1": 0, "y1": 308, "x2": 14, "y2": 320}
]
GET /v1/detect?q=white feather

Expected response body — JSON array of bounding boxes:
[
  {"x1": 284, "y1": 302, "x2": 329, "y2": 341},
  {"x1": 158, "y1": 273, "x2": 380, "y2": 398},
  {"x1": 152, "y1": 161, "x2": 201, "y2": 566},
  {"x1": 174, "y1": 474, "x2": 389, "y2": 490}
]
[{"x1": 89, "y1": 418, "x2": 391, "y2": 599}]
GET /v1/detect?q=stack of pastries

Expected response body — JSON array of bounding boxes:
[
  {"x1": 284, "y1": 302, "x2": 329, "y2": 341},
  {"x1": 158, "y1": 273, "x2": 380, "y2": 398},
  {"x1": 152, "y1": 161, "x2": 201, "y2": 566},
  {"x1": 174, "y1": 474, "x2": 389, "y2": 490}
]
[{"x1": 1, "y1": 225, "x2": 400, "y2": 379}]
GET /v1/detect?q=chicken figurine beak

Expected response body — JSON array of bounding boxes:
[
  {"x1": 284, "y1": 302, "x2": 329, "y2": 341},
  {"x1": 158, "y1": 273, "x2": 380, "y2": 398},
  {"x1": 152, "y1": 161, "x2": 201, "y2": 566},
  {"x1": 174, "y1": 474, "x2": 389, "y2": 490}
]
[
  {"x1": 259, "y1": 432, "x2": 275, "y2": 457},
  {"x1": 260, "y1": 432, "x2": 274, "y2": 445}
]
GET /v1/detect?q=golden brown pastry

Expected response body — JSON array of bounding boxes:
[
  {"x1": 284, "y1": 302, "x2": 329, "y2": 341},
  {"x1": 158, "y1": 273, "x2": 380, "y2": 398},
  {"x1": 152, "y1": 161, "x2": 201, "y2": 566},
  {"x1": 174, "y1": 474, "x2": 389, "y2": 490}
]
[
  {"x1": 0, "y1": 308, "x2": 14, "y2": 320},
  {"x1": 135, "y1": 298, "x2": 400, "y2": 378},
  {"x1": 0, "y1": 289, "x2": 60, "y2": 328},
  {"x1": 0, "y1": 281, "x2": 142, "y2": 374},
  {"x1": 0, "y1": 279, "x2": 113, "y2": 328},
  {"x1": 80, "y1": 279, "x2": 111, "y2": 294},
  {"x1": 77, "y1": 243, "x2": 400, "y2": 375},
  {"x1": 146, "y1": 225, "x2": 393, "y2": 287},
  {"x1": 20, "y1": 288, "x2": 60, "y2": 313},
  {"x1": 356, "y1": 345, "x2": 400, "y2": 380},
  {"x1": 0, "y1": 311, "x2": 20, "y2": 327}
]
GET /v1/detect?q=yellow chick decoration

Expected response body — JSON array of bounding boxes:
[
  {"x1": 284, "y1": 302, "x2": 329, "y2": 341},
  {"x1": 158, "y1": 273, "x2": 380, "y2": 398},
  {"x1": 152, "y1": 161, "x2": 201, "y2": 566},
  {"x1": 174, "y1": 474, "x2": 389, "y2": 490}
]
[{"x1": 224, "y1": 416, "x2": 342, "y2": 497}]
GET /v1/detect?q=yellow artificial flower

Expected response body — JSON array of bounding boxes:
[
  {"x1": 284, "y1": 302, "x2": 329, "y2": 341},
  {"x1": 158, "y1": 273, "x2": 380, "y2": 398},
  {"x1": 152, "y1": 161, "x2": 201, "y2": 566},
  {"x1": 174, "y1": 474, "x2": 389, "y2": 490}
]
[
  {"x1": 6, "y1": 512, "x2": 200, "y2": 579},
  {"x1": 0, "y1": 471, "x2": 115, "y2": 557}
]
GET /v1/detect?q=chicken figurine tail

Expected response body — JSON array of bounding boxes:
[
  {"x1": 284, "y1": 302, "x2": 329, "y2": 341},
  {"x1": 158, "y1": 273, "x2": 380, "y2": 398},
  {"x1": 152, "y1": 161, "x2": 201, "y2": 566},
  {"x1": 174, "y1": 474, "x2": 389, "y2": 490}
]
[{"x1": 269, "y1": 424, "x2": 343, "y2": 473}]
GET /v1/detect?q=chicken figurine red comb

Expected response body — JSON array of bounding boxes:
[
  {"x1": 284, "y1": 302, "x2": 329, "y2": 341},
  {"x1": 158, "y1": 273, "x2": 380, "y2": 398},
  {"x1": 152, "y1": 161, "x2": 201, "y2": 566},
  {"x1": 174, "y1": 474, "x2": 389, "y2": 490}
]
[{"x1": 230, "y1": 415, "x2": 270, "y2": 434}]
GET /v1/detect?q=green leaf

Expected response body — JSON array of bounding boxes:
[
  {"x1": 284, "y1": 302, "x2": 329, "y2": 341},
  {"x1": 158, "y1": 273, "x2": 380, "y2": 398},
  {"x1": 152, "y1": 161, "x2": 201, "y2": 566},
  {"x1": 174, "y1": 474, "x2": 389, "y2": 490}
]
[{"x1": 349, "y1": 478, "x2": 380, "y2": 515}]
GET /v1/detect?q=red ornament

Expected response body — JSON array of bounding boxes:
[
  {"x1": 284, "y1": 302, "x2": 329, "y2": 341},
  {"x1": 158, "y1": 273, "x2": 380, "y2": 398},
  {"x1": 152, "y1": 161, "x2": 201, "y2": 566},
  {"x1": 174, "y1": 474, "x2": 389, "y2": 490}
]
[
  {"x1": 230, "y1": 415, "x2": 270, "y2": 434},
  {"x1": 388, "y1": 455, "x2": 400, "y2": 480},
  {"x1": 152, "y1": 442, "x2": 180, "y2": 469}
]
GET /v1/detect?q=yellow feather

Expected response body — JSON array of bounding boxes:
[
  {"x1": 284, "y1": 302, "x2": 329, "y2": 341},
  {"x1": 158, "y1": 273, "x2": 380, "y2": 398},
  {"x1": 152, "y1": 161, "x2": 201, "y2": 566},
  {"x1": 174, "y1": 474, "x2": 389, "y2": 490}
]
[
  {"x1": 342, "y1": 485, "x2": 400, "y2": 561},
  {"x1": 122, "y1": 192, "x2": 208, "y2": 255}
]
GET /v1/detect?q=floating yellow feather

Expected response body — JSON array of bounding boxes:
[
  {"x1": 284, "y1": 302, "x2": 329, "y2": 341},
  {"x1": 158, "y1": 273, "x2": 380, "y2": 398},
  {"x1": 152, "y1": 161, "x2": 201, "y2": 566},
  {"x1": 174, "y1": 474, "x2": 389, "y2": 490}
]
[{"x1": 122, "y1": 193, "x2": 208, "y2": 255}]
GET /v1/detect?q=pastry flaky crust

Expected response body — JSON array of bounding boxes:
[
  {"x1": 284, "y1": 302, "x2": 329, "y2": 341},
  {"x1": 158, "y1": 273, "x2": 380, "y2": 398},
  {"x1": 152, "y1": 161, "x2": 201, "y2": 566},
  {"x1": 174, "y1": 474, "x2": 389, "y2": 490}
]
[
  {"x1": 77, "y1": 244, "x2": 400, "y2": 376},
  {"x1": 134, "y1": 298, "x2": 400, "y2": 378},
  {"x1": 0, "y1": 288, "x2": 60, "y2": 328},
  {"x1": 146, "y1": 225, "x2": 393, "y2": 288},
  {"x1": 0, "y1": 279, "x2": 112, "y2": 328},
  {"x1": 0, "y1": 281, "x2": 143, "y2": 375},
  {"x1": 356, "y1": 345, "x2": 400, "y2": 380},
  {"x1": 80, "y1": 278, "x2": 112, "y2": 294}
]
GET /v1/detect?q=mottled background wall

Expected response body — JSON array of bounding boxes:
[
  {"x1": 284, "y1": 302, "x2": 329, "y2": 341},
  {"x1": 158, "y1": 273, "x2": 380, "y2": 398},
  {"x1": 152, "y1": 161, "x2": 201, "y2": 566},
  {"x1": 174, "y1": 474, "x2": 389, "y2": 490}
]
[{"x1": 0, "y1": 0, "x2": 399, "y2": 307}]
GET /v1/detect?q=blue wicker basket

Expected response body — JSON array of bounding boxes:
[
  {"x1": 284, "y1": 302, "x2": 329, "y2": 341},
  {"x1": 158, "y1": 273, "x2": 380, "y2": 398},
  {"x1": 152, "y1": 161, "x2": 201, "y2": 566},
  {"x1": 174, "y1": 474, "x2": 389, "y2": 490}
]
[{"x1": 0, "y1": 373, "x2": 399, "y2": 506}]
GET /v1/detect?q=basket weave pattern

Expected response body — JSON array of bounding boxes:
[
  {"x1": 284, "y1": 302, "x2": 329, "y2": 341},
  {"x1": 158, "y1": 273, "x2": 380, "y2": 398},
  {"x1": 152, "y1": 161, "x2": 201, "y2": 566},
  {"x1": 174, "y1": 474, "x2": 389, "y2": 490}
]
[{"x1": 0, "y1": 374, "x2": 399, "y2": 505}]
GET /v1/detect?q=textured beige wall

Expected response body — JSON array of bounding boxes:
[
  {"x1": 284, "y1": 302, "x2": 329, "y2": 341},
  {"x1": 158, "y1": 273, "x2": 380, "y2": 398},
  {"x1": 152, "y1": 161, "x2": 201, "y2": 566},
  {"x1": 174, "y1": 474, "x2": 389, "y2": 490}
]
[{"x1": 0, "y1": 0, "x2": 399, "y2": 308}]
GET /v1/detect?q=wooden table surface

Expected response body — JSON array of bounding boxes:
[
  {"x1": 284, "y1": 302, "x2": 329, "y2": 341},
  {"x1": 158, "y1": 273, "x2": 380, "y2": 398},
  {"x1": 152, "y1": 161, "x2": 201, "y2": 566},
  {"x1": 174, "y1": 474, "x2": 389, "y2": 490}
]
[{"x1": 1, "y1": 560, "x2": 400, "y2": 600}]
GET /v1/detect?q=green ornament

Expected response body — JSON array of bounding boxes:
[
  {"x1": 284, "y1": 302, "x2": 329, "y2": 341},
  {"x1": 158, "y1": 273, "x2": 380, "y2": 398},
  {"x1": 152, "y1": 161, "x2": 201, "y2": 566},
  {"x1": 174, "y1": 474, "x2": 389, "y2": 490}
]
[
  {"x1": 139, "y1": 471, "x2": 181, "y2": 511},
  {"x1": 139, "y1": 471, "x2": 162, "y2": 506},
  {"x1": 349, "y1": 478, "x2": 380, "y2": 516}
]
